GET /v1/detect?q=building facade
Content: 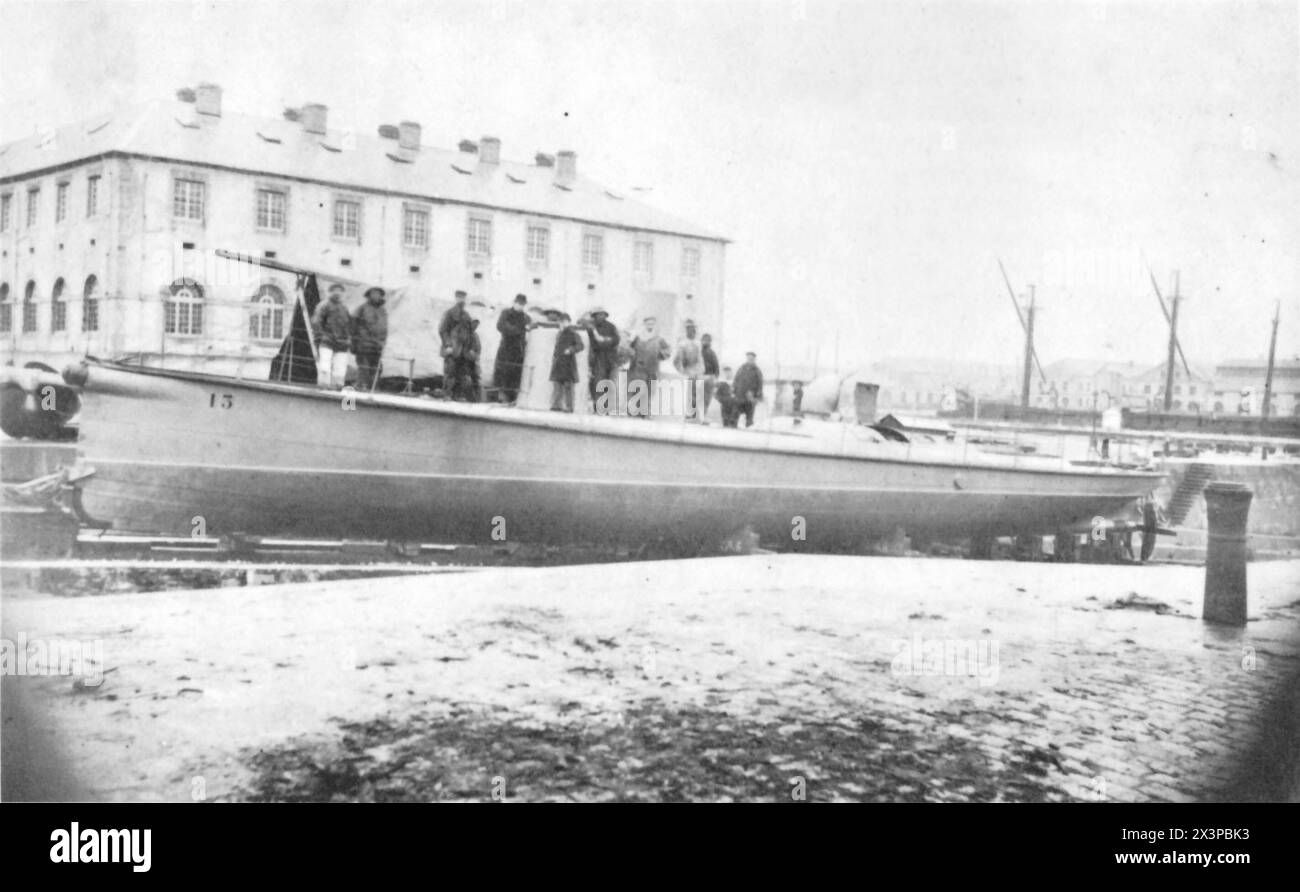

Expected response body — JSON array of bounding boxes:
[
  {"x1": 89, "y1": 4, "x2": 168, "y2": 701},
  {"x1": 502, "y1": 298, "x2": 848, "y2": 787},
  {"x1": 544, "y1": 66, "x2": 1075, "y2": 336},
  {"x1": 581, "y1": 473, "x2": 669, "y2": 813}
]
[
  {"x1": 0, "y1": 85, "x2": 727, "y2": 376},
  {"x1": 1213, "y1": 358, "x2": 1300, "y2": 416}
]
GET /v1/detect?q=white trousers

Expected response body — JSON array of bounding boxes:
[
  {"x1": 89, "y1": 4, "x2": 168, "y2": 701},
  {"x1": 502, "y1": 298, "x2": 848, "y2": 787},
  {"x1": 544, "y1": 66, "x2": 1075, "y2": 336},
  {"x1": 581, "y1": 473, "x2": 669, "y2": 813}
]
[{"x1": 317, "y1": 345, "x2": 350, "y2": 388}]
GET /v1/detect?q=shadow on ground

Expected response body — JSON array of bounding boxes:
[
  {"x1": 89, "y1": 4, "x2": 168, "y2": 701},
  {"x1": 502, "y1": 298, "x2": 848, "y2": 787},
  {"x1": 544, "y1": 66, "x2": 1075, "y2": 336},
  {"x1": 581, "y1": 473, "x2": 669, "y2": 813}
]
[{"x1": 227, "y1": 701, "x2": 1083, "y2": 803}]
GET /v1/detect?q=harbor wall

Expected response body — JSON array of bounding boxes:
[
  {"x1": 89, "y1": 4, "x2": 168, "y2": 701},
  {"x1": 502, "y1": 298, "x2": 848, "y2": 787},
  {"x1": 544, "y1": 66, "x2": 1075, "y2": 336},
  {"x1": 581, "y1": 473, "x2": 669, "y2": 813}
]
[{"x1": 1159, "y1": 459, "x2": 1300, "y2": 538}]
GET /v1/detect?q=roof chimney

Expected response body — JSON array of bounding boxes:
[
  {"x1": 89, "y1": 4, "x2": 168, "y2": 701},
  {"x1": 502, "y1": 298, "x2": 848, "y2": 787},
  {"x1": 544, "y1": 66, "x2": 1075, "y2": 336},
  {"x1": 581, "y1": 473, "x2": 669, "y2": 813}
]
[
  {"x1": 556, "y1": 150, "x2": 577, "y2": 181},
  {"x1": 458, "y1": 139, "x2": 478, "y2": 154},
  {"x1": 534, "y1": 152, "x2": 555, "y2": 168},
  {"x1": 378, "y1": 124, "x2": 399, "y2": 140},
  {"x1": 479, "y1": 136, "x2": 501, "y2": 165},
  {"x1": 398, "y1": 121, "x2": 422, "y2": 151},
  {"x1": 195, "y1": 83, "x2": 222, "y2": 117},
  {"x1": 301, "y1": 103, "x2": 328, "y2": 135}
]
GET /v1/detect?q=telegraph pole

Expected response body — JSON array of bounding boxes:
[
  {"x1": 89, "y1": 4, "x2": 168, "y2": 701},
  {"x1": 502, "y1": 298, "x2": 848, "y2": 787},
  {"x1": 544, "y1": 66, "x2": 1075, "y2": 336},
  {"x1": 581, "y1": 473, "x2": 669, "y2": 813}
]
[
  {"x1": 1163, "y1": 271, "x2": 1180, "y2": 412},
  {"x1": 1020, "y1": 286, "x2": 1036, "y2": 409}
]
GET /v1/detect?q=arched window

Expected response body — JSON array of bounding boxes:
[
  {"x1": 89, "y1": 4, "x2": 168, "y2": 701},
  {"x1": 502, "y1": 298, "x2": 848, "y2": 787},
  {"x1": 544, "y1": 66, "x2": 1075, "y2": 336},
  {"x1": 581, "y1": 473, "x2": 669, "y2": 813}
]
[
  {"x1": 0, "y1": 283, "x2": 10, "y2": 333},
  {"x1": 22, "y1": 280, "x2": 37, "y2": 333},
  {"x1": 165, "y1": 278, "x2": 204, "y2": 336},
  {"x1": 248, "y1": 284, "x2": 285, "y2": 341},
  {"x1": 82, "y1": 275, "x2": 99, "y2": 332},
  {"x1": 51, "y1": 277, "x2": 67, "y2": 332}
]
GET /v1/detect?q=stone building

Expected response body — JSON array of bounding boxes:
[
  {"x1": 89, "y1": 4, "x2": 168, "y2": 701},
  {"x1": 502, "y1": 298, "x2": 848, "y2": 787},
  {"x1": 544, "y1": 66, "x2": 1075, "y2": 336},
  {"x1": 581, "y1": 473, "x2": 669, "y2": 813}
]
[{"x1": 0, "y1": 84, "x2": 726, "y2": 376}]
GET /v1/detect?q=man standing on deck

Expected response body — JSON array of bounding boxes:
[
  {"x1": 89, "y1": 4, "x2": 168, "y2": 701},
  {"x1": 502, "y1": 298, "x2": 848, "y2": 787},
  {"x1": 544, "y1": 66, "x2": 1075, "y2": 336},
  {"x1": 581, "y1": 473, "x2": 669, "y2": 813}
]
[
  {"x1": 312, "y1": 282, "x2": 352, "y2": 388},
  {"x1": 583, "y1": 306, "x2": 621, "y2": 411},
  {"x1": 715, "y1": 366, "x2": 739, "y2": 428},
  {"x1": 351, "y1": 286, "x2": 388, "y2": 392},
  {"x1": 733, "y1": 351, "x2": 764, "y2": 428},
  {"x1": 673, "y1": 319, "x2": 705, "y2": 420},
  {"x1": 700, "y1": 332, "x2": 720, "y2": 418},
  {"x1": 493, "y1": 293, "x2": 532, "y2": 404},
  {"x1": 549, "y1": 312, "x2": 585, "y2": 412},
  {"x1": 627, "y1": 316, "x2": 671, "y2": 418},
  {"x1": 439, "y1": 290, "x2": 476, "y2": 401},
  {"x1": 463, "y1": 318, "x2": 483, "y2": 402}
]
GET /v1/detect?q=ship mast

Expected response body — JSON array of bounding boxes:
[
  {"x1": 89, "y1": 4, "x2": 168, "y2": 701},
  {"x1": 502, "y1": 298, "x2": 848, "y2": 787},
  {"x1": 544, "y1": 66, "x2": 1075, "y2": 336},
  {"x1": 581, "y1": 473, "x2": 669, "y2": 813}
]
[
  {"x1": 1146, "y1": 261, "x2": 1192, "y2": 386},
  {"x1": 1021, "y1": 286, "x2": 1036, "y2": 409},
  {"x1": 1162, "y1": 270, "x2": 1180, "y2": 412},
  {"x1": 997, "y1": 260, "x2": 1046, "y2": 408},
  {"x1": 1262, "y1": 300, "x2": 1281, "y2": 441}
]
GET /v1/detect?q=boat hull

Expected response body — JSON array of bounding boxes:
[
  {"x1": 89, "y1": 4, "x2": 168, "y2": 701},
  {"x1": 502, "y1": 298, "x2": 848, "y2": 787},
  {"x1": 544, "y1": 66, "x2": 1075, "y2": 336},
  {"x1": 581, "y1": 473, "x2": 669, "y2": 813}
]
[{"x1": 72, "y1": 361, "x2": 1164, "y2": 548}]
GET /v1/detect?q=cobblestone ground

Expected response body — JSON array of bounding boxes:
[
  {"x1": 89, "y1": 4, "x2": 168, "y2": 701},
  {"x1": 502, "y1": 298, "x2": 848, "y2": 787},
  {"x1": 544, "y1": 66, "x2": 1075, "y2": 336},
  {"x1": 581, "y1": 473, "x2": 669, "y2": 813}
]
[{"x1": 3, "y1": 556, "x2": 1297, "y2": 802}]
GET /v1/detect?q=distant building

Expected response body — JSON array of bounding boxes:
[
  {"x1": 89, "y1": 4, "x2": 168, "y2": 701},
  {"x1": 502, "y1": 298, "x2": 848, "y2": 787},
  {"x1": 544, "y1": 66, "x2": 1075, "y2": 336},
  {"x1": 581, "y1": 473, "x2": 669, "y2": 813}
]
[
  {"x1": 1033, "y1": 358, "x2": 1142, "y2": 411},
  {"x1": 1032, "y1": 358, "x2": 1218, "y2": 414},
  {"x1": 1213, "y1": 358, "x2": 1300, "y2": 416},
  {"x1": 1117, "y1": 361, "x2": 1217, "y2": 414},
  {"x1": 0, "y1": 84, "x2": 727, "y2": 375}
]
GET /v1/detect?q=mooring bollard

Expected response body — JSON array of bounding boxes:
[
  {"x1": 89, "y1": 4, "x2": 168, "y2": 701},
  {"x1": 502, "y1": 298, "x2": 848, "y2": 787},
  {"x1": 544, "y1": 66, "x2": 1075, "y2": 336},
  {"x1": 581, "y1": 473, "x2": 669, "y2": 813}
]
[{"x1": 1203, "y1": 481, "x2": 1253, "y2": 626}]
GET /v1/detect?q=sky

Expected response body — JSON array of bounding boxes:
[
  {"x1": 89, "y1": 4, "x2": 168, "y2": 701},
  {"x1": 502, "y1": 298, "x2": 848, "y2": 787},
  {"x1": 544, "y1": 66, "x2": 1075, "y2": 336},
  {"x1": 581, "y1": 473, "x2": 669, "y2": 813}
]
[{"x1": 2, "y1": 0, "x2": 1297, "y2": 372}]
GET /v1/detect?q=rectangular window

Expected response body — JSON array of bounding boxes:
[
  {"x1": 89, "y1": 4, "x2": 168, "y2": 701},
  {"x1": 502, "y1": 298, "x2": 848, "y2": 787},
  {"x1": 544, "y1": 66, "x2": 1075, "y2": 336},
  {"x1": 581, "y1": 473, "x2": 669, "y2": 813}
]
[
  {"x1": 26, "y1": 188, "x2": 39, "y2": 227},
  {"x1": 467, "y1": 217, "x2": 492, "y2": 257},
  {"x1": 332, "y1": 199, "x2": 360, "y2": 240},
  {"x1": 86, "y1": 176, "x2": 100, "y2": 217},
  {"x1": 403, "y1": 206, "x2": 429, "y2": 249},
  {"x1": 0, "y1": 194, "x2": 10, "y2": 231},
  {"x1": 526, "y1": 225, "x2": 549, "y2": 264},
  {"x1": 682, "y1": 245, "x2": 701, "y2": 278},
  {"x1": 633, "y1": 241, "x2": 654, "y2": 278},
  {"x1": 256, "y1": 189, "x2": 286, "y2": 232},
  {"x1": 172, "y1": 178, "x2": 205, "y2": 220},
  {"x1": 582, "y1": 233, "x2": 604, "y2": 270},
  {"x1": 56, "y1": 182, "x2": 68, "y2": 223}
]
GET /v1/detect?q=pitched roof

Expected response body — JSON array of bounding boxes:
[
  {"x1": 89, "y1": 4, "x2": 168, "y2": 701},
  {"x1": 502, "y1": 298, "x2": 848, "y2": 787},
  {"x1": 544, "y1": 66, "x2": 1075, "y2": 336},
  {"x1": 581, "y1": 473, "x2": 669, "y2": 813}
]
[{"x1": 0, "y1": 99, "x2": 726, "y2": 242}]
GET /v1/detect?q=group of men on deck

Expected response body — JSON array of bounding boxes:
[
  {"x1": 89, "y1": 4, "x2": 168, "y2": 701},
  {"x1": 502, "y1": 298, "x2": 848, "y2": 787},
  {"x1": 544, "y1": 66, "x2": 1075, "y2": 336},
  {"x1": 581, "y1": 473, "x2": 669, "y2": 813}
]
[
  {"x1": 311, "y1": 282, "x2": 389, "y2": 391},
  {"x1": 310, "y1": 284, "x2": 765, "y2": 424}
]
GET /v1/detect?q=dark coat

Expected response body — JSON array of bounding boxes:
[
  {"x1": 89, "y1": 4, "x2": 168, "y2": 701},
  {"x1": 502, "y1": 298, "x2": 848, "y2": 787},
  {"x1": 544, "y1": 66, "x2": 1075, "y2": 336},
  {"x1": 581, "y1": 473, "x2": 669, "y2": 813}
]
[
  {"x1": 312, "y1": 298, "x2": 352, "y2": 351},
  {"x1": 439, "y1": 304, "x2": 476, "y2": 359},
  {"x1": 550, "y1": 326, "x2": 586, "y2": 383},
  {"x1": 586, "y1": 318, "x2": 621, "y2": 369},
  {"x1": 734, "y1": 361, "x2": 764, "y2": 402},
  {"x1": 628, "y1": 334, "x2": 670, "y2": 381},
  {"x1": 495, "y1": 308, "x2": 529, "y2": 361},
  {"x1": 351, "y1": 301, "x2": 388, "y2": 355},
  {"x1": 701, "y1": 344, "x2": 720, "y2": 377}
]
